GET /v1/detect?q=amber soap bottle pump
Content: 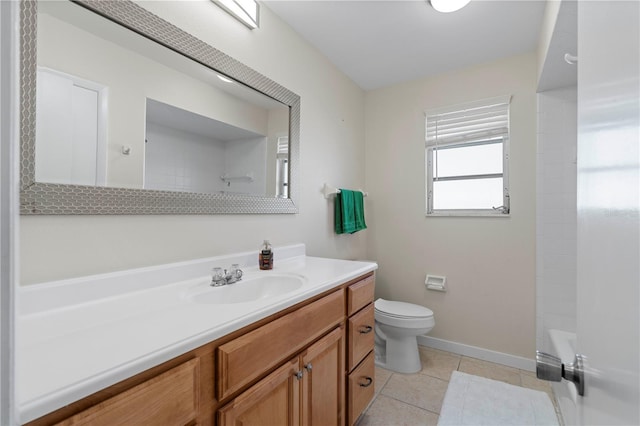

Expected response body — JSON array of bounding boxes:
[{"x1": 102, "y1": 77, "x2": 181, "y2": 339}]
[{"x1": 259, "y1": 240, "x2": 273, "y2": 270}]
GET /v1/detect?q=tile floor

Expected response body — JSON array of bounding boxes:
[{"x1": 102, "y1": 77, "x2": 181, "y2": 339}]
[{"x1": 357, "y1": 346, "x2": 560, "y2": 426}]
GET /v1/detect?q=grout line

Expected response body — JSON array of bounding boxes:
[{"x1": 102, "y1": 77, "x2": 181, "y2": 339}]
[{"x1": 377, "y1": 393, "x2": 441, "y2": 416}]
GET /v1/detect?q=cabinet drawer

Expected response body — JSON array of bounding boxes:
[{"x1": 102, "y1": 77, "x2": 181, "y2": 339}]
[
  {"x1": 58, "y1": 358, "x2": 199, "y2": 426},
  {"x1": 217, "y1": 289, "x2": 344, "y2": 401},
  {"x1": 347, "y1": 303, "x2": 374, "y2": 371},
  {"x1": 347, "y1": 275, "x2": 374, "y2": 316},
  {"x1": 347, "y1": 351, "x2": 375, "y2": 426}
]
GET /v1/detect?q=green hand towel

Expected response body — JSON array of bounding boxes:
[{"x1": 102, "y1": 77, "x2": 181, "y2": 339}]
[
  {"x1": 334, "y1": 191, "x2": 345, "y2": 234},
  {"x1": 335, "y1": 189, "x2": 367, "y2": 234},
  {"x1": 352, "y1": 190, "x2": 367, "y2": 233}
]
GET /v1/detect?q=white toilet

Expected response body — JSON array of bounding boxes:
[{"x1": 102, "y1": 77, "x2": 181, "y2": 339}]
[{"x1": 374, "y1": 298, "x2": 435, "y2": 374}]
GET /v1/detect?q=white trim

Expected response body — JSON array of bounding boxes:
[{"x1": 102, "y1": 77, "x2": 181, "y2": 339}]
[
  {"x1": 426, "y1": 211, "x2": 510, "y2": 218},
  {"x1": 0, "y1": 1, "x2": 19, "y2": 423},
  {"x1": 417, "y1": 335, "x2": 536, "y2": 372},
  {"x1": 37, "y1": 66, "x2": 105, "y2": 94}
]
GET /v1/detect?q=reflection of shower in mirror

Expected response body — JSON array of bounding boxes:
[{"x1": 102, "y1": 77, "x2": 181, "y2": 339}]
[{"x1": 144, "y1": 99, "x2": 271, "y2": 196}]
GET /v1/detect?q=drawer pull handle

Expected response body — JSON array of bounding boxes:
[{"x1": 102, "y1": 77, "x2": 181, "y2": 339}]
[
  {"x1": 358, "y1": 376, "x2": 373, "y2": 387},
  {"x1": 294, "y1": 371, "x2": 304, "y2": 380},
  {"x1": 359, "y1": 325, "x2": 373, "y2": 334},
  {"x1": 305, "y1": 363, "x2": 313, "y2": 372}
]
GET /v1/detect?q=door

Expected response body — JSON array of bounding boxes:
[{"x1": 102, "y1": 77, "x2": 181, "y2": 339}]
[
  {"x1": 576, "y1": 1, "x2": 639, "y2": 424},
  {"x1": 35, "y1": 68, "x2": 104, "y2": 186},
  {"x1": 218, "y1": 358, "x2": 301, "y2": 426},
  {"x1": 301, "y1": 327, "x2": 345, "y2": 426}
]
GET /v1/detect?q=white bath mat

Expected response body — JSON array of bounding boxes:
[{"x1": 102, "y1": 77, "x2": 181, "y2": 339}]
[{"x1": 438, "y1": 371, "x2": 559, "y2": 426}]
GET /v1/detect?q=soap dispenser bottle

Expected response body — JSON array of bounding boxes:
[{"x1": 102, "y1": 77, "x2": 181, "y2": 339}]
[{"x1": 259, "y1": 240, "x2": 273, "y2": 270}]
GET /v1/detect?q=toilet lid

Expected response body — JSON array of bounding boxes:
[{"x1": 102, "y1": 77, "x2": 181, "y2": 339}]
[{"x1": 375, "y1": 298, "x2": 433, "y2": 319}]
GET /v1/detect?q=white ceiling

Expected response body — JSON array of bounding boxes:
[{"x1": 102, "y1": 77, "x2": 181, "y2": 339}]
[{"x1": 264, "y1": 0, "x2": 546, "y2": 90}]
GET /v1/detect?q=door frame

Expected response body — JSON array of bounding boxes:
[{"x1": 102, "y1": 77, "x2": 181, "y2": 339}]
[{"x1": 0, "y1": 0, "x2": 20, "y2": 423}]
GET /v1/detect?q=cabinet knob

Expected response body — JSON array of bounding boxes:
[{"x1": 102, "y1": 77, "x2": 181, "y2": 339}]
[
  {"x1": 359, "y1": 325, "x2": 373, "y2": 334},
  {"x1": 294, "y1": 370, "x2": 304, "y2": 380},
  {"x1": 358, "y1": 376, "x2": 373, "y2": 388},
  {"x1": 304, "y1": 363, "x2": 313, "y2": 372}
]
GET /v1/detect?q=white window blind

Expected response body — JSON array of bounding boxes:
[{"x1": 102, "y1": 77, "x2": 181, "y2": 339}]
[
  {"x1": 277, "y1": 136, "x2": 288, "y2": 157},
  {"x1": 425, "y1": 96, "x2": 511, "y2": 215},
  {"x1": 426, "y1": 96, "x2": 510, "y2": 148}
]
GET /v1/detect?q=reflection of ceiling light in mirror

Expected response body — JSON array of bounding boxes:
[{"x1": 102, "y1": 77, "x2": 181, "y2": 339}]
[
  {"x1": 429, "y1": 0, "x2": 471, "y2": 13},
  {"x1": 212, "y1": 0, "x2": 259, "y2": 29},
  {"x1": 218, "y1": 75, "x2": 234, "y2": 83}
]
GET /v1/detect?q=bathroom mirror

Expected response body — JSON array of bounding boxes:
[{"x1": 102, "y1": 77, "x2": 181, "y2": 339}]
[{"x1": 20, "y1": 0, "x2": 300, "y2": 214}]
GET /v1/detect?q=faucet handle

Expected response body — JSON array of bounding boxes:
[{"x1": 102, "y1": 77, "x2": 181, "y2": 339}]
[
  {"x1": 211, "y1": 267, "x2": 225, "y2": 286},
  {"x1": 230, "y1": 264, "x2": 243, "y2": 280}
]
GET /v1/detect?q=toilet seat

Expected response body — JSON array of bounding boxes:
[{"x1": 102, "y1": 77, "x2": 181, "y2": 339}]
[
  {"x1": 375, "y1": 299, "x2": 434, "y2": 319},
  {"x1": 374, "y1": 298, "x2": 435, "y2": 329}
]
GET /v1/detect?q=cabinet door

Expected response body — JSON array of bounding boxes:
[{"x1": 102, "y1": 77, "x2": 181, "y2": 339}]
[
  {"x1": 218, "y1": 358, "x2": 301, "y2": 426},
  {"x1": 301, "y1": 327, "x2": 345, "y2": 426}
]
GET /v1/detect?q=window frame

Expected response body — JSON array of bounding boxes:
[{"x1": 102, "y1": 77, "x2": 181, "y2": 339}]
[
  {"x1": 425, "y1": 97, "x2": 511, "y2": 217},
  {"x1": 275, "y1": 136, "x2": 289, "y2": 198}
]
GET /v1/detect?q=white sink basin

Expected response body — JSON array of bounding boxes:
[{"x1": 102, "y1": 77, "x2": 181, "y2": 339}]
[{"x1": 187, "y1": 273, "x2": 306, "y2": 304}]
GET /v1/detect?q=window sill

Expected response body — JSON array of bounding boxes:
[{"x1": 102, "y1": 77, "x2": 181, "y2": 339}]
[{"x1": 426, "y1": 210, "x2": 510, "y2": 217}]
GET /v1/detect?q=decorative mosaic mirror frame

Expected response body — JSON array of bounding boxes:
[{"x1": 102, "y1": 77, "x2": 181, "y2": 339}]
[{"x1": 19, "y1": 0, "x2": 300, "y2": 215}]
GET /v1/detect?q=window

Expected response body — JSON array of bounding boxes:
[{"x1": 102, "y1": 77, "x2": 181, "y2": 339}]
[
  {"x1": 425, "y1": 96, "x2": 511, "y2": 216},
  {"x1": 276, "y1": 136, "x2": 289, "y2": 198}
]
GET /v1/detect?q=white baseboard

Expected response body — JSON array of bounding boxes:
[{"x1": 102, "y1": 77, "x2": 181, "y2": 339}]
[{"x1": 417, "y1": 335, "x2": 536, "y2": 372}]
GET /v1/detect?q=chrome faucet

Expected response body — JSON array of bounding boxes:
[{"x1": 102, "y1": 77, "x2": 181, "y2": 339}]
[{"x1": 210, "y1": 264, "x2": 243, "y2": 286}]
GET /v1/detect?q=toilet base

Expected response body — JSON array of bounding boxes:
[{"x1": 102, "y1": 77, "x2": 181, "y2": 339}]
[{"x1": 374, "y1": 334, "x2": 422, "y2": 374}]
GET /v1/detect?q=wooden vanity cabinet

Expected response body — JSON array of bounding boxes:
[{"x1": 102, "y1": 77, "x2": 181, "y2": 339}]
[
  {"x1": 26, "y1": 272, "x2": 375, "y2": 426},
  {"x1": 218, "y1": 327, "x2": 345, "y2": 426},
  {"x1": 216, "y1": 289, "x2": 344, "y2": 401},
  {"x1": 55, "y1": 358, "x2": 200, "y2": 426},
  {"x1": 26, "y1": 344, "x2": 216, "y2": 426},
  {"x1": 217, "y1": 290, "x2": 346, "y2": 426},
  {"x1": 346, "y1": 275, "x2": 376, "y2": 425}
]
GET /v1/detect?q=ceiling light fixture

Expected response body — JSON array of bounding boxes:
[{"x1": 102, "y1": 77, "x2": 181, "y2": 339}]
[
  {"x1": 429, "y1": 0, "x2": 471, "y2": 13},
  {"x1": 212, "y1": 0, "x2": 260, "y2": 29}
]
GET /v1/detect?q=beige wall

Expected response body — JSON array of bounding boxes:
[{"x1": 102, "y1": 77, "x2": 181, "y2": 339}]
[
  {"x1": 364, "y1": 53, "x2": 537, "y2": 359},
  {"x1": 20, "y1": 2, "x2": 367, "y2": 284}
]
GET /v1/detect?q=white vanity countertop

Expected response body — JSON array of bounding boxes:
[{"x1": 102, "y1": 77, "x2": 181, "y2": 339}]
[{"x1": 17, "y1": 244, "x2": 377, "y2": 424}]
